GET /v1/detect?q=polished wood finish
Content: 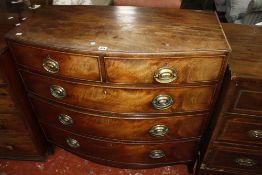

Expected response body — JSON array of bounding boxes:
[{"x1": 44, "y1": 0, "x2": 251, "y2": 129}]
[
  {"x1": 216, "y1": 114, "x2": 262, "y2": 146},
  {"x1": 6, "y1": 6, "x2": 230, "y2": 169},
  {"x1": 5, "y1": 6, "x2": 230, "y2": 55},
  {"x1": 11, "y1": 42, "x2": 101, "y2": 82},
  {"x1": 42, "y1": 123, "x2": 199, "y2": 168},
  {"x1": 21, "y1": 70, "x2": 215, "y2": 114},
  {"x1": 198, "y1": 24, "x2": 262, "y2": 175},
  {"x1": 105, "y1": 56, "x2": 224, "y2": 84},
  {"x1": 31, "y1": 97, "x2": 208, "y2": 141}
]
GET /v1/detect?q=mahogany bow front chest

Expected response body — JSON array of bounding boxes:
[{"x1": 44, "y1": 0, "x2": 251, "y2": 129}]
[{"x1": 5, "y1": 6, "x2": 230, "y2": 169}]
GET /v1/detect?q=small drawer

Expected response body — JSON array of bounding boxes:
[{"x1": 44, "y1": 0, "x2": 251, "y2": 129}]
[
  {"x1": 31, "y1": 97, "x2": 208, "y2": 141},
  {"x1": 0, "y1": 114, "x2": 27, "y2": 133},
  {"x1": 0, "y1": 87, "x2": 16, "y2": 113},
  {"x1": 0, "y1": 134, "x2": 38, "y2": 156},
  {"x1": 41, "y1": 123, "x2": 199, "y2": 165},
  {"x1": 217, "y1": 114, "x2": 262, "y2": 146},
  {"x1": 205, "y1": 146, "x2": 262, "y2": 173},
  {"x1": 10, "y1": 42, "x2": 101, "y2": 82},
  {"x1": 105, "y1": 57, "x2": 224, "y2": 84},
  {"x1": 21, "y1": 70, "x2": 215, "y2": 113}
]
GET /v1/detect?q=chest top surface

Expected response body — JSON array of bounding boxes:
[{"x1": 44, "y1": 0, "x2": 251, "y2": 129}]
[
  {"x1": 222, "y1": 23, "x2": 262, "y2": 81},
  {"x1": 6, "y1": 6, "x2": 230, "y2": 56}
]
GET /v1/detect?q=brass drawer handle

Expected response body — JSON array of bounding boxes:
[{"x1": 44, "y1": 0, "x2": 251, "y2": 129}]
[
  {"x1": 154, "y1": 67, "x2": 177, "y2": 83},
  {"x1": 152, "y1": 95, "x2": 173, "y2": 110},
  {"x1": 58, "y1": 114, "x2": 73, "y2": 126},
  {"x1": 66, "y1": 138, "x2": 80, "y2": 148},
  {"x1": 43, "y1": 55, "x2": 60, "y2": 73},
  {"x1": 235, "y1": 158, "x2": 256, "y2": 167},
  {"x1": 149, "y1": 150, "x2": 166, "y2": 159},
  {"x1": 50, "y1": 85, "x2": 66, "y2": 99},
  {"x1": 149, "y1": 125, "x2": 169, "y2": 137},
  {"x1": 248, "y1": 130, "x2": 262, "y2": 139}
]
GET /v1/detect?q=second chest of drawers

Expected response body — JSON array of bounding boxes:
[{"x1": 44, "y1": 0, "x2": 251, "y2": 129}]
[{"x1": 5, "y1": 6, "x2": 231, "y2": 169}]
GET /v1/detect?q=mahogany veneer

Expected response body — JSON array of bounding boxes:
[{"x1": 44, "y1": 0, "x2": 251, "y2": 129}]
[
  {"x1": 198, "y1": 24, "x2": 262, "y2": 175},
  {"x1": 5, "y1": 6, "x2": 230, "y2": 170}
]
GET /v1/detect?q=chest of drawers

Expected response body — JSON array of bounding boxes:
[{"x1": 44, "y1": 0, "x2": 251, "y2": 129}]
[
  {"x1": 198, "y1": 24, "x2": 262, "y2": 175},
  {"x1": 0, "y1": 3, "x2": 47, "y2": 159},
  {"x1": 5, "y1": 6, "x2": 230, "y2": 169}
]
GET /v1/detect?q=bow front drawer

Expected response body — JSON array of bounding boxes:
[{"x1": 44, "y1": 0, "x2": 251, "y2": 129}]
[
  {"x1": 42, "y1": 123, "x2": 199, "y2": 167},
  {"x1": 21, "y1": 70, "x2": 215, "y2": 113},
  {"x1": 105, "y1": 57, "x2": 224, "y2": 84},
  {"x1": 10, "y1": 42, "x2": 101, "y2": 82},
  {"x1": 31, "y1": 97, "x2": 208, "y2": 141}
]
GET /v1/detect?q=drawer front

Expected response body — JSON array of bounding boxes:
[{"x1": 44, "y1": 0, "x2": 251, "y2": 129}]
[
  {"x1": 105, "y1": 57, "x2": 223, "y2": 84},
  {"x1": 217, "y1": 114, "x2": 262, "y2": 146},
  {"x1": 10, "y1": 42, "x2": 101, "y2": 82},
  {"x1": 21, "y1": 71, "x2": 215, "y2": 113},
  {"x1": 0, "y1": 114, "x2": 27, "y2": 133},
  {"x1": 0, "y1": 87, "x2": 16, "y2": 113},
  {"x1": 0, "y1": 134, "x2": 38, "y2": 156},
  {"x1": 234, "y1": 90, "x2": 262, "y2": 114},
  {"x1": 42, "y1": 124, "x2": 199, "y2": 165},
  {"x1": 31, "y1": 97, "x2": 208, "y2": 141},
  {"x1": 205, "y1": 147, "x2": 262, "y2": 173}
]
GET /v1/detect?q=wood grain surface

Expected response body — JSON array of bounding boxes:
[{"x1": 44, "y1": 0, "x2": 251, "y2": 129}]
[
  {"x1": 31, "y1": 97, "x2": 208, "y2": 142},
  {"x1": 222, "y1": 24, "x2": 262, "y2": 80},
  {"x1": 42, "y1": 123, "x2": 199, "y2": 166},
  {"x1": 21, "y1": 70, "x2": 215, "y2": 114},
  {"x1": 11, "y1": 42, "x2": 101, "y2": 82},
  {"x1": 105, "y1": 56, "x2": 224, "y2": 84},
  {"x1": 5, "y1": 6, "x2": 230, "y2": 55}
]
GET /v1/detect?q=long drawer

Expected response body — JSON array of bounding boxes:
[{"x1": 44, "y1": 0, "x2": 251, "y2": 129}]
[
  {"x1": 217, "y1": 114, "x2": 262, "y2": 146},
  {"x1": 0, "y1": 87, "x2": 16, "y2": 113},
  {"x1": 31, "y1": 97, "x2": 208, "y2": 142},
  {"x1": 21, "y1": 70, "x2": 215, "y2": 114},
  {"x1": 10, "y1": 42, "x2": 101, "y2": 82},
  {"x1": 105, "y1": 56, "x2": 224, "y2": 84},
  {"x1": 0, "y1": 113, "x2": 27, "y2": 133},
  {"x1": 205, "y1": 146, "x2": 262, "y2": 173},
  {"x1": 42, "y1": 123, "x2": 199, "y2": 165}
]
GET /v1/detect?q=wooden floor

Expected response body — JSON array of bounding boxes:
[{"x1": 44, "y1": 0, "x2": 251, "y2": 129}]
[{"x1": 0, "y1": 147, "x2": 190, "y2": 175}]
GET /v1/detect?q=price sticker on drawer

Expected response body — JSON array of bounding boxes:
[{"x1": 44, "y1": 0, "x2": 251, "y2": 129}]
[{"x1": 98, "y1": 46, "x2": 108, "y2": 51}]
